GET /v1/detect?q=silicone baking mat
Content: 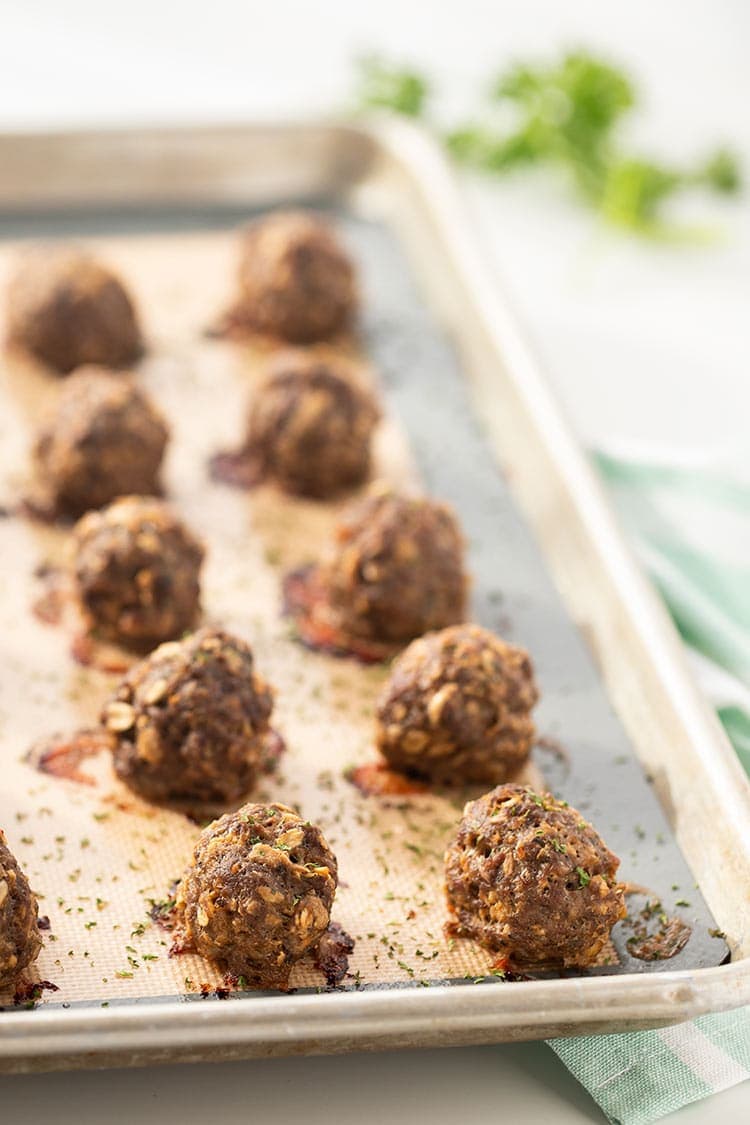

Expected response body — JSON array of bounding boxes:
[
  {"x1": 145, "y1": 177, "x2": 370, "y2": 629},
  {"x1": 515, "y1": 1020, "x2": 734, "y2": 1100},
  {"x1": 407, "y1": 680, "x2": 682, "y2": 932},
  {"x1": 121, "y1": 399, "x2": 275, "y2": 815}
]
[{"x1": 0, "y1": 205, "x2": 728, "y2": 1011}]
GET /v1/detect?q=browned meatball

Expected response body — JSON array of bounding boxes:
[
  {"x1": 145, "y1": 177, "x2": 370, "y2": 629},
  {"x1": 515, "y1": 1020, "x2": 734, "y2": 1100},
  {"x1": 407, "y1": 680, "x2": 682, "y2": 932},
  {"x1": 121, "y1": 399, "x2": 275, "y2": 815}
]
[
  {"x1": 175, "y1": 803, "x2": 337, "y2": 989},
  {"x1": 33, "y1": 367, "x2": 168, "y2": 517},
  {"x1": 377, "y1": 625, "x2": 538, "y2": 784},
  {"x1": 445, "y1": 784, "x2": 626, "y2": 969},
  {"x1": 0, "y1": 831, "x2": 42, "y2": 988},
  {"x1": 324, "y1": 488, "x2": 467, "y2": 644},
  {"x1": 72, "y1": 496, "x2": 204, "y2": 650},
  {"x1": 233, "y1": 211, "x2": 357, "y2": 343},
  {"x1": 102, "y1": 627, "x2": 274, "y2": 804},
  {"x1": 6, "y1": 246, "x2": 142, "y2": 373},
  {"x1": 244, "y1": 352, "x2": 380, "y2": 498}
]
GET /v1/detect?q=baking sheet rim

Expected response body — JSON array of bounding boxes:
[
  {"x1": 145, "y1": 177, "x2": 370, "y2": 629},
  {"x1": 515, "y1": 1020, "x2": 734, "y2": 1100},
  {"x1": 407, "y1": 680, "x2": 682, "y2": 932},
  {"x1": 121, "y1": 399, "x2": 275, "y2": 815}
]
[{"x1": 0, "y1": 118, "x2": 747, "y2": 1064}]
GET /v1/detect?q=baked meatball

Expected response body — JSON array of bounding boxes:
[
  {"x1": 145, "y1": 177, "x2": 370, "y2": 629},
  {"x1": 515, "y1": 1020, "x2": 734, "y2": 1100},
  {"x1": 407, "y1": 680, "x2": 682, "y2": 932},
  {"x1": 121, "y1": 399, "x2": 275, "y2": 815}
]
[
  {"x1": 0, "y1": 831, "x2": 42, "y2": 988},
  {"x1": 33, "y1": 367, "x2": 168, "y2": 517},
  {"x1": 6, "y1": 246, "x2": 142, "y2": 373},
  {"x1": 72, "y1": 496, "x2": 204, "y2": 650},
  {"x1": 244, "y1": 352, "x2": 380, "y2": 498},
  {"x1": 324, "y1": 488, "x2": 467, "y2": 644},
  {"x1": 232, "y1": 210, "x2": 356, "y2": 342},
  {"x1": 377, "y1": 625, "x2": 538, "y2": 784},
  {"x1": 175, "y1": 803, "x2": 337, "y2": 989},
  {"x1": 445, "y1": 784, "x2": 626, "y2": 969},
  {"x1": 102, "y1": 627, "x2": 274, "y2": 804}
]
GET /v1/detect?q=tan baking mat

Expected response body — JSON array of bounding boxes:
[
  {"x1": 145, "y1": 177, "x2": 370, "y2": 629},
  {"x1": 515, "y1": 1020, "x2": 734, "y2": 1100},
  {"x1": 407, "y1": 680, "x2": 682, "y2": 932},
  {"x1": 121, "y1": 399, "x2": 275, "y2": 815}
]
[{"x1": 0, "y1": 230, "x2": 547, "y2": 1007}]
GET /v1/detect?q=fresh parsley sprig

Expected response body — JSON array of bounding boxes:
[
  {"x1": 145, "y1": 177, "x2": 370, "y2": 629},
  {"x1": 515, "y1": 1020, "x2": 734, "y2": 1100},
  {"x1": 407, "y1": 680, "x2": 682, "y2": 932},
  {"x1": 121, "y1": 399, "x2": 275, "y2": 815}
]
[{"x1": 355, "y1": 50, "x2": 741, "y2": 237}]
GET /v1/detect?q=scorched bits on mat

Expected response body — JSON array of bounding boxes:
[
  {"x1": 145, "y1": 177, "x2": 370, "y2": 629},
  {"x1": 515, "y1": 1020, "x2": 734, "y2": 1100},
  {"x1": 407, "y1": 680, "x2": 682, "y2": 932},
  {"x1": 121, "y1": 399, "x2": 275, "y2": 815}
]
[
  {"x1": 445, "y1": 784, "x2": 626, "y2": 969},
  {"x1": 71, "y1": 495, "x2": 204, "y2": 651},
  {"x1": 0, "y1": 831, "x2": 42, "y2": 988},
  {"x1": 174, "y1": 803, "x2": 338, "y2": 989},
  {"x1": 5, "y1": 245, "x2": 142, "y2": 373},
  {"x1": 377, "y1": 624, "x2": 538, "y2": 784},
  {"x1": 103, "y1": 627, "x2": 275, "y2": 805},
  {"x1": 33, "y1": 366, "x2": 169, "y2": 517}
]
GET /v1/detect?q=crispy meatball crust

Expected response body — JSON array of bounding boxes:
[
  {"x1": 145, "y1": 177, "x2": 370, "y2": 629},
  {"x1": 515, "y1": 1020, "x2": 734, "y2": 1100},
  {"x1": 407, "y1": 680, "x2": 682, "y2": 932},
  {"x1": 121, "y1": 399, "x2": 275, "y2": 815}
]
[
  {"x1": 34, "y1": 367, "x2": 168, "y2": 516},
  {"x1": 324, "y1": 488, "x2": 467, "y2": 643},
  {"x1": 103, "y1": 628, "x2": 274, "y2": 804},
  {"x1": 234, "y1": 211, "x2": 357, "y2": 343},
  {"x1": 175, "y1": 803, "x2": 338, "y2": 988},
  {"x1": 445, "y1": 784, "x2": 626, "y2": 968},
  {"x1": 0, "y1": 832, "x2": 42, "y2": 988},
  {"x1": 6, "y1": 246, "x2": 142, "y2": 374},
  {"x1": 245, "y1": 352, "x2": 380, "y2": 498},
  {"x1": 377, "y1": 625, "x2": 538, "y2": 784},
  {"x1": 72, "y1": 496, "x2": 204, "y2": 651}
]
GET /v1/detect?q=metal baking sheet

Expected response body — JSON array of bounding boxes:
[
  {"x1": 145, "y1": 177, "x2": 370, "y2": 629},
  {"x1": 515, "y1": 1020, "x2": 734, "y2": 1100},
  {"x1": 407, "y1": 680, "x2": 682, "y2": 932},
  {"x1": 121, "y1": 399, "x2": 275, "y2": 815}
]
[{"x1": 0, "y1": 122, "x2": 748, "y2": 1071}]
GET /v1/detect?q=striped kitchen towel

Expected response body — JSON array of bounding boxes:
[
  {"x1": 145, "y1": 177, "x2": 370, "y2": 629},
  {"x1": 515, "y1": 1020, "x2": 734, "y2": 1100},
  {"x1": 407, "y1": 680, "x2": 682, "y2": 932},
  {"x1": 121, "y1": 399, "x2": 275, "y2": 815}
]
[{"x1": 548, "y1": 449, "x2": 750, "y2": 1124}]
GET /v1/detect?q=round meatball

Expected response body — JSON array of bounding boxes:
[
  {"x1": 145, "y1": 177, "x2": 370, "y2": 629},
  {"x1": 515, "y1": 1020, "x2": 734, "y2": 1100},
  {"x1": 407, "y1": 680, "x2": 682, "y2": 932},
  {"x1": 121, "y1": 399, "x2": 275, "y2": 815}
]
[
  {"x1": 445, "y1": 784, "x2": 626, "y2": 968},
  {"x1": 72, "y1": 496, "x2": 204, "y2": 650},
  {"x1": 102, "y1": 627, "x2": 274, "y2": 804},
  {"x1": 6, "y1": 246, "x2": 142, "y2": 373},
  {"x1": 245, "y1": 352, "x2": 380, "y2": 498},
  {"x1": 234, "y1": 210, "x2": 357, "y2": 343},
  {"x1": 175, "y1": 803, "x2": 337, "y2": 988},
  {"x1": 377, "y1": 625, "x2": 538, "y2": 783},
  {"x1": 0, "y1": 831, "x2": 42, "y2": 988},
  {"x1": 324, "y1": 488, "x2": 467, "y2": 643},
  {"x1": 33, "y1": 367, "x2": 168, "y2": 517}
]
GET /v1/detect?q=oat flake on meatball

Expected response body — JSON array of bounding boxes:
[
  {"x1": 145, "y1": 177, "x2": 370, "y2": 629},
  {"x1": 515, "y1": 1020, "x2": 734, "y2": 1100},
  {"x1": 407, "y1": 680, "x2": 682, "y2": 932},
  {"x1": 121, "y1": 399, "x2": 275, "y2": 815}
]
[
  {"x1": 174, "y1": 802, "x2": 337, "y2": 989},
  {"x1": 6, "y1": 245, "x2": 142, "y2": 374},
  {"x1": 229, "y1": 210, "x2": 357, "y2": 343},
  {"x1": 103, "y1": 627, "x2": 275, "y2": 805},
  {"x1": 72, "y1": 496, "x2": 204, "y2": 651},
  {"x1": 33, "y1": 366, "x2": 168, "y2": 517},
  {"x1": 0, "y1": 831, "x2": 42, "y2": 988},
  {"x1": 377, "y1": 624, "x2": 538, "y2": 784},
  {"x1": 241, "y1": 352, "x2": 380, "y2": 498},
  {"x1": 445, "y1": 784, "x2": 626, "y2": 969}
]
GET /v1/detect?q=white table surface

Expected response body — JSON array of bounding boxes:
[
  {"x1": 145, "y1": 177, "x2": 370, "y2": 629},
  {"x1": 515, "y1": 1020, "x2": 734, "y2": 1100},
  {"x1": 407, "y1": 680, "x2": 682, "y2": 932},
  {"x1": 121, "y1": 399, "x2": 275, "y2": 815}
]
[{"x1": 1, "y1": 1, "x2": 748, "y2": 1121}]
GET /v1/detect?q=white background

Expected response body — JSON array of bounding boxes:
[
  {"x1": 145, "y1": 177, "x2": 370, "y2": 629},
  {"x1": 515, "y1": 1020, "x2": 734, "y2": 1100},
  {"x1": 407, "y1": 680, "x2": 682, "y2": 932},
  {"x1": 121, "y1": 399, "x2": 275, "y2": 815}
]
[{"x1": 1, "y1": 2, "x2": 748, "y2": 1121}]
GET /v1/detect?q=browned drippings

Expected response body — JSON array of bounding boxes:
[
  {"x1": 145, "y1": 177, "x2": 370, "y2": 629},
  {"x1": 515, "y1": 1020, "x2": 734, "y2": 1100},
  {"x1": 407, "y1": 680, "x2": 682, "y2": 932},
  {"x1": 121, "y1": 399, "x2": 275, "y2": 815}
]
[
  {"x1": 10, "y1": 978, "x2": 60, "y2": 1009},
  {"x1": 346, "y1": 761, "x2": 429, "y2": 798},
  {"x1": 208, "y1": 447, "x2": 265, "y2": 490},
  {"x1": 70, "y1": 632, "x2": 131, "y2": 674},
  {"x1": 26, "y1": 728, "x2": 111, "y2": 786},
  {"x1": 314, "y1": 921, "x2": 355, "y2": 988},
  {"x1": 282, "y1": 564, "x2": 393, "y2": 664},
  {"x1": 622, "y1": 892, "x2": 692, "y2": 961},
  {"x1": 31, "y1": 562, "x2": 68, "y2": 625}
]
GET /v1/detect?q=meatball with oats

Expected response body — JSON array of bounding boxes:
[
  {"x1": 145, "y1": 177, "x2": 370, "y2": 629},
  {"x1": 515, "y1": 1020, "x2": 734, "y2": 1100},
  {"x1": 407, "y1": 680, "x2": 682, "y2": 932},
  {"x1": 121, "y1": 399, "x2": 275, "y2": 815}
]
[
  {"x1": 6, "y1": 246, "x2": 142, "y2": 373},
  {"x1": 0, "y1": 831, "x2": 42, "y2": 988},
  {"x1": 33, "y1": 367, "x2": 168, "y2": 517},
  {"x1": 324, "y1": 488, "x2": 467, "y2": 644},
  {"x1": 284, "y1": 486, "x2": 468, "y2": 658},
  {"x1": 175, "y1": 803, "x2": 337, "y2": 989},
  {"x1": 103, "y1": 628, "x2": 274, "y2": 805},
  {"x1": 242, "y1": 352, "x2": 380, "y2": 498},
  {"x1": 445, "y1": 784, "x2": 626, "y2": 969},
  {"x1": 72, "y1": 496, "x2": 204, "y2": 651},
  {"x1": 230, "y1": 210, "x2": 356, "y2": 342},
  {"x1": 377, "y1": 624, "x2": 538, "y2": 784}
]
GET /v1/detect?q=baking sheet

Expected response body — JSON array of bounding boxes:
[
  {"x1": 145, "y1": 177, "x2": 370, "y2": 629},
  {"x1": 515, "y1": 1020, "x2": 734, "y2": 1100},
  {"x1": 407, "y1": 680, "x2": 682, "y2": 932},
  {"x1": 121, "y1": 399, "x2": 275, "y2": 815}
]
[{"x1": 0, "y1": 204, "x2": 727, "y2": 1015}]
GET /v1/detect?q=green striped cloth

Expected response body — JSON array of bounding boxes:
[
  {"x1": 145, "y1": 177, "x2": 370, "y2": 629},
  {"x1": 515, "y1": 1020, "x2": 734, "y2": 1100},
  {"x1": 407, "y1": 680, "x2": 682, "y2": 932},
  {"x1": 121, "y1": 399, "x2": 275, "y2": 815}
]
[{"x1": 548, "y1": 450, "x2": 750, "y2": 1124}]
